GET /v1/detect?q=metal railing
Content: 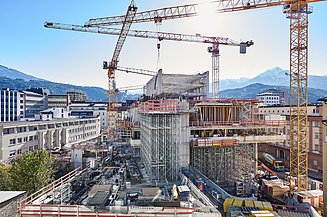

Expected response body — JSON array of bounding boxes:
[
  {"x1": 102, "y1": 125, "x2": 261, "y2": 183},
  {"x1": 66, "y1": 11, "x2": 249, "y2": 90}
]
[
  {"x1": 18, "y1": 204, "x2": 195, "y2": 217},
  {"x1": 189, "y1": 120, "x2": 286, "y2": 128},
  {"x1": 139, "y1": 100, "x2": 179, "y2": 114},
  {"x1": 18, "y1": 161, "x2": 90, "y2": 215},
  {"x1": 271, "y1": 204, "x2": 309, "y2": 213},
  {"x1": 191, "y1": 139, "x2": 238, "y2": 147}
]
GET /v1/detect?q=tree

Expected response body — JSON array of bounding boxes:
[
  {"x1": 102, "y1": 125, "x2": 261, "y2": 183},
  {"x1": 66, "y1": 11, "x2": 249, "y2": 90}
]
[
  {"x1": 10, "y1": 150, "x2": 56, "y2": 195},
  {"x1": 0, "y1": 164, "x2": 11, "y2": 191}
]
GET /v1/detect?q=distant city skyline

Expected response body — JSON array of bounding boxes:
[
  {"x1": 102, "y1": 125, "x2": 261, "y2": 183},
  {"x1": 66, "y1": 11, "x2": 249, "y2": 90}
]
[{"x1": 0, "y1": 0, "x2": 326, "y2": 90}]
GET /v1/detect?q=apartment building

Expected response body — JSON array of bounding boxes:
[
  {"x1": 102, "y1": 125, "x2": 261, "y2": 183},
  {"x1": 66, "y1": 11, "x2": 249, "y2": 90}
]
[
  {"x1": 257, "y1": 88, "x2": 288, "y2": 106},
  {"x1": 66, "y1": 89, "x2": 87, "y2": 102},
  {"x1": 0, "y1": 88, "x2": 25, "y2": 122},
  {"x1": 258, "y1": 104, "x2": 323, "y2": 173},
  {"x1": 0, "y1": 116, "x2": 100, "y2": 162},
  {"x1": 256, "y1": 92, "x2": 280, "y2": 106}
]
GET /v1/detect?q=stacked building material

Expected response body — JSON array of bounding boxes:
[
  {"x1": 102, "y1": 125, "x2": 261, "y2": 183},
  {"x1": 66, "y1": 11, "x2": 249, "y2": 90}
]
[
  {"x1": 224, "y1": 198, "x2": 234, "y2": 212},
  {"x1": 253, "y1": 201, "x2": 265, "y2": 211},
  {"x1": 227, "y1": 206, "x2": 244, "y2": 217},
  {"x1": 244, "y1": 200, "x2": 254, "y2": 208},
  {"x1": 262, "y1": 179, "x2": 289, "y2": 198},
  {"x1": 241, "y1": 207, "x2": 261, "y2": 217},
  {"x1": 250, "y1": 211, "x2": 275, "y2": 217},
  {"x1": 262, "y1": 202, "x2": 273, "y2": 211},
  {"x1": 233, "y1": 199, "x2": 244, "y2": 207}
]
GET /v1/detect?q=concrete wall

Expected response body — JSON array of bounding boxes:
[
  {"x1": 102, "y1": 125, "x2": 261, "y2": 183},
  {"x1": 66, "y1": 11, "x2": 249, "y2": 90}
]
[
  {"x1": 0, "y1": 191, "x2": 27, "y2": 217},
  {"x1": 144, "y1": 70, "x2": 209, "y2": 99}
]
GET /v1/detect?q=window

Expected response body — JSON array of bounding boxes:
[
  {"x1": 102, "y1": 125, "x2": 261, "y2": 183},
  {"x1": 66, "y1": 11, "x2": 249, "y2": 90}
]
[
  {"x1": 24, "y1": 137, "x2": 28, "y2": 142},
  {"x1": 9, "y1": 150, "x2": 16, "y2": 157},
  {"x1": 34, "y1": 145, "x2": 39, "y2": 150},
  {"x1": 17, "y1": 149, "x2": 22, "y2": 155},
  {"x1": 29, "y1": 136, "x2": 33, "y2": 141},
  {"x1": 266, "y1": 148, "x2": 268, "y2": 152},
  {"x1": 18, "y1": 138, "x2": 22, "y2": 143},
  {"x1": 29, "y1": 146, "x2": 33, "y2": 152},
  {"x1": 314, "y1": 133, "x2": 319, "y2": 139},
  {"x1": 10, "y1": 139, "x2": 16, "y2": 145},
  {"x1": 34, "y1": 135, "x2": 38, "y2": 140},
  {"x1": 314, "y1": 144, "x2": 319, "y2": 151},
  {"x1": 314, "y1": 121, "x2": 319, "y2": 127},
  {"x1": 313, "y1": 160, "x2": 318, "y2": 166}
]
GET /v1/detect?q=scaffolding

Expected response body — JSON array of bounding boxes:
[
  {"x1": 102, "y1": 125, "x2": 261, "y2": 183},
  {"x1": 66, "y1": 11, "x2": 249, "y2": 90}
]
[
  {"x1": 139, "y1": 100, "x2": 181, "y2": 182},
  {"x1": 190, "y1": 139, "x2": 256, "y2": 194}
]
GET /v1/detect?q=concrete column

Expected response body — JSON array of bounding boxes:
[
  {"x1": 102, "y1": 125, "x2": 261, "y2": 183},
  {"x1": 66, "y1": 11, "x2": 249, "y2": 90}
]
[
  {"x1": 47, "y1": 131, "x2": 52, "y2": 149},
  {"x1": 61, "y1": 128, "x2": 67, "y2": 146},
  {"x1": 55, "y1": 129, "x2": 60, "y2": 148},
  {"x1": 38, "y1": 131, "x2": 44, "y2": 149}
]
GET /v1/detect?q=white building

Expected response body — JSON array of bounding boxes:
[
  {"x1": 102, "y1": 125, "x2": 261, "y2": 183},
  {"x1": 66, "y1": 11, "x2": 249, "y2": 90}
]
[
  {"x1": 68, "y1": 102, "x2": 108, "y2": 131},
  {"x1": 0, "y1": 116, "x2": 100, "y2": 162},
  {"x1": 47, "y1": 95, "x2": 70, "y2": 109},
  {"x1": 0, "y1": 88, "x2": 25, "y2": 122},
  {"x1": 24, "y1": 91, "x2": 47, "y2": 118},
  {"x1": 256, "y1": 92, "x2": 280, "y2": 106}
]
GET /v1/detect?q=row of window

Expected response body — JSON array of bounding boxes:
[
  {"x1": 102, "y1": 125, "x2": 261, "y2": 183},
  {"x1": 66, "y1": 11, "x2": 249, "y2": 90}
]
[
  {"x1": 68, "y1": 131, "x2": 97, "y2": 142},
  {"x1": 68, "y1": 125, "x2": 97, "y2": 134},
  {"x1": 3, "y1": 120, "x2": 98, "y2": 134},
  {"x1": 9, "y1": 145, "x2": 38, "y2": 157},
  {"x1": 9, "y1": 135, "x2": 39, "y2": 145}
]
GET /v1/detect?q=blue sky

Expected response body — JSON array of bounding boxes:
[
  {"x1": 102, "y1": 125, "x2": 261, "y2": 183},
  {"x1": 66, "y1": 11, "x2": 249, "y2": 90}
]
[{"x1": 0, "y1": 0, "x2": 326, "y2": 90}]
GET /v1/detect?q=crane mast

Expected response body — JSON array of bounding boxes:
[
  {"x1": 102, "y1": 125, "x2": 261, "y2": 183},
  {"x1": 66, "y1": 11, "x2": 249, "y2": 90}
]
[
  {"x1": 107, "y1": 0, "x2": 137, "y2": 141},
  {"x1": 288, "y1": 1, "x2": 310, "y2": 193}
]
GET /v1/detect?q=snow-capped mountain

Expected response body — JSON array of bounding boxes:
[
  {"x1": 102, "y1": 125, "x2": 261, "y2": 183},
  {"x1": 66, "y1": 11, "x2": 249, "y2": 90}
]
[{"x1": 220, "y1": 67, "x2": 327, "y2": 91}]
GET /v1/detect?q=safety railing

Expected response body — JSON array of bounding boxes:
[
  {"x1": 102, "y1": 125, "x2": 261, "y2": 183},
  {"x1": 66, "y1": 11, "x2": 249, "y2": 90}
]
[
  {"x1": 190, "y1": 98, "x2": 258, "y2": 105},
  {"x1": 271, "y1": 204, "x2": 309, "y2": 213},
  {"x1": 116, "y1": 120, "x2": 140, "y2": 129},
  {"x1": 139, "y1": 100, "x2": 179, "y2": 114},
  {"x1": 72, "y1": 143, "x2": 110, "y2": 151},
  {"x1": 18, "y1": 204, "x2": 195, "y2": 217},
  {"x1": 17, "y1": 161, "x2": 90, "y2": 215},
  {"x1": 191, "y1": 139, "x2": 238, "y2": 147},
  {"x1": 189, "y1": 120, "x2": 286, "y2": 128}
]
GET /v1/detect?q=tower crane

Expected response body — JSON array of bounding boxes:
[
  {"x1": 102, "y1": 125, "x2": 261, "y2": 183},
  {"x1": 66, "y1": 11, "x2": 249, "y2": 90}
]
[
  {"x1": 45, "y1": 2, "x2": 198, "y2": 142},
  {"x1": 45, "y1": 21, "x2": 253, "y2": 99},
  {"x1": 213, "y1": 0, "x2": 326, "y2": 194},
  {"x1": 84, "y1": 4, "x2": 196, "y2": 27},
  {"x1": 115, "y1": 66, "x2": 156, "y2": 77}
]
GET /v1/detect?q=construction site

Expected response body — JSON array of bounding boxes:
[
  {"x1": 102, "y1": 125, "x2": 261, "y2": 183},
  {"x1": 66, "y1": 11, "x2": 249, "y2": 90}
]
[{"x1": 14, "y1": 0, "x2": 326, "y2": 216}]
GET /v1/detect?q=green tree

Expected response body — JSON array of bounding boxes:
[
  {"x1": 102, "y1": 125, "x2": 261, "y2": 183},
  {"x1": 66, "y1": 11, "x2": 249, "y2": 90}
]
[
  {"x1": 0, "y1": 164, "x2": 11, "y2": 191},
  {"x1": 10, "y1": 150, "x2": 56, "y2": 195}
]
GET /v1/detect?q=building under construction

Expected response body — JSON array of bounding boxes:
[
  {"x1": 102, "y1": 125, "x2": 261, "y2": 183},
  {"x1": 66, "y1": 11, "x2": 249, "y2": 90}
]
[
  {"x1": 124, "y1": 72, "x2": 286, "y2": 195},
  {"x1": 139, "y1": 100, "x2": 181, "y2": 182}
]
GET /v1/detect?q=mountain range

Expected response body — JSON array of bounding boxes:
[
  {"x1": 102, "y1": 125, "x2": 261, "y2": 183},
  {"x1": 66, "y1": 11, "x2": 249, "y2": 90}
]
[
  {"x1": 219, "y1": 67, "x2": 327, "y2": 91},
  {"x1": 0, "y1": 65, "x2": 326, "y2": 103},
  {"x1": 0, "y1": 65, "x2": 139, "y2": 102}
]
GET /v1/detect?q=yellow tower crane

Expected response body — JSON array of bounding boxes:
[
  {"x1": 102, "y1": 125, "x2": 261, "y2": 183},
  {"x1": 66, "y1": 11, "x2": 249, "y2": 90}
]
[{"x1": 214, "y1": 0, "x2": 326, "y2": 194}]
